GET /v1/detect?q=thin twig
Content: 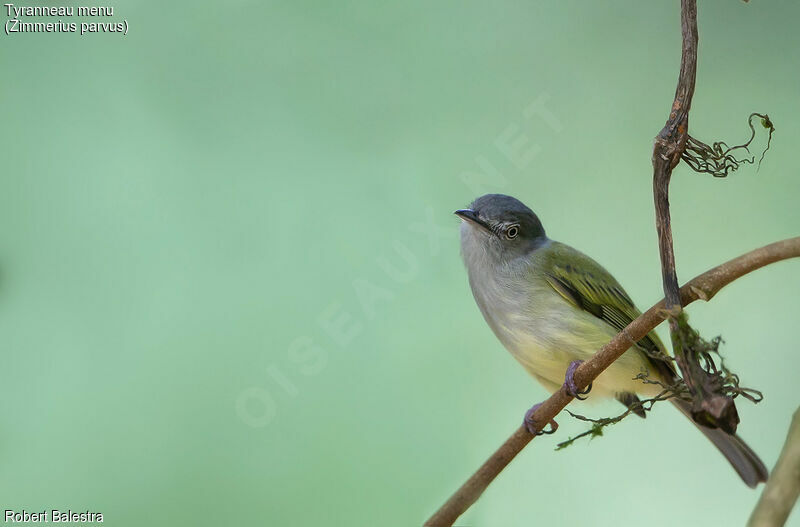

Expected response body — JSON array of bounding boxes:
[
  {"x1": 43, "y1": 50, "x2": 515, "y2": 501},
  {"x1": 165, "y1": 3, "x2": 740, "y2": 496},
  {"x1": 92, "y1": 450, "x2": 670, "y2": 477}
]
[
  {"x1": 424, "y1": 237, "x2": 800, "y2": 527},
  {"x1": 555, "y1": 388, "x2": 680, "y2": 450},
  {"x1": 748, "y1": 407, "x2": 800, "y2": 527}
]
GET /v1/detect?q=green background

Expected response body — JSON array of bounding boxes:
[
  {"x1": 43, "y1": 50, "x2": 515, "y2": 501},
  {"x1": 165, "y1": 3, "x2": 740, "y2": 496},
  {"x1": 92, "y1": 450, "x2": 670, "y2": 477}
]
[{"x1": 1, "y1": 1, "x2": 799, "y2": 525}]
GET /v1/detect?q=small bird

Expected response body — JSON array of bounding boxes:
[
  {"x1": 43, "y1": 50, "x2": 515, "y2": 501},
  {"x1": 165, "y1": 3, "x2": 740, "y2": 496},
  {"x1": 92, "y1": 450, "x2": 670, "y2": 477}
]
[{"x1": 456, "y1": 193, "x2": 767, "y2": 487}]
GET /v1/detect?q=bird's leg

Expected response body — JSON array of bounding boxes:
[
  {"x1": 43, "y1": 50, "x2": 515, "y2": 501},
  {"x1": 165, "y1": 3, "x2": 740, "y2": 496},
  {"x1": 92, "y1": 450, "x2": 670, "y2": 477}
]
[
  {"x1": 564, "y1": 359, "x2": 592, "y2": 400},
  {"x1": 523, "y1": 403, "x2": 559, "y2": 436},
  {"x1": 523, "y1": 361, "x2": 592, "y2": 435}
]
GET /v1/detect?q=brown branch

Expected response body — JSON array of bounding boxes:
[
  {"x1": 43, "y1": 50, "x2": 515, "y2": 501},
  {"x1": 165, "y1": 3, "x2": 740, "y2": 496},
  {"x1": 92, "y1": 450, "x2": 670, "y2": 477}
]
[
  {"x1": 651, "y1": 0, "x2": 742, "y2": 433},
  {"x1": 653, "y1": 0, "x2": 698, "y2": 313},
  {"x1": 652, "y1": 0, "x2": 702, "y2": 431},
  {"x1": 424, "y1": 237, "x2": 800, "y2": 527},
  {"x1": 748, "y1": 407, "x2": 800, "y2": 527},
  {"x1": 652, "y1": 0, "x2": 703, "y2": 422}
]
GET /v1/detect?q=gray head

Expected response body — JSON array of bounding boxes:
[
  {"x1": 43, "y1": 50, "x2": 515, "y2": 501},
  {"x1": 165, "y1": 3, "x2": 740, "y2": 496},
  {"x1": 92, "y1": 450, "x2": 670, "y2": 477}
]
[{"x1": 456, "y1": 194, "x2": 547, "y2": 263}]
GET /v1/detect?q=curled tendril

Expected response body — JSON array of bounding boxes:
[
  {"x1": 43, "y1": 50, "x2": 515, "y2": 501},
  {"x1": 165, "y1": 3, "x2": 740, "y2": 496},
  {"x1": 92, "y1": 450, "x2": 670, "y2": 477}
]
[{"x1": 682, "y1": 112, "x2": 775, "y2": 177}]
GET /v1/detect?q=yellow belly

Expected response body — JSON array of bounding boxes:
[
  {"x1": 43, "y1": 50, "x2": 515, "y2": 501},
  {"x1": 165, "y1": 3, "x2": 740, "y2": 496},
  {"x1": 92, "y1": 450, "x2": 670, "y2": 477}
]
[{"x1": 502, "y1": 315, "x2": 664, "y2": 399}]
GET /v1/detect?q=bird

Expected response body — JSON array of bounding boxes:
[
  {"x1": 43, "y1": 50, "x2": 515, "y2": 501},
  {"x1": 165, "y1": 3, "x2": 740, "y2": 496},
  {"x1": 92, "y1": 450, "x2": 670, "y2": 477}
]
[{"x1": 456, "y1": 193, "x2": 767, "y2": 487}]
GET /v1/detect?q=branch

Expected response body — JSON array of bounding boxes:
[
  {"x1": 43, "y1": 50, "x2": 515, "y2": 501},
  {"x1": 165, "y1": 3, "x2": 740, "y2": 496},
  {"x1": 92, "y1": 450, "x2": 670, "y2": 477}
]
[
  {"x1": 424, "y1": 237, "x2": 800, "y2": 527},
  {"x1": 651, "y1": 0, "x2": 744, "y2": 433},
  {"x1": 748, "y1": 407, "x2": 800, "y2": 527},
  {"x1": 650, "y1": 0, "x2": 712, "y2": 425},
  {"x1": 653, "y1": 0, "x2": 698, "y2": 313}
]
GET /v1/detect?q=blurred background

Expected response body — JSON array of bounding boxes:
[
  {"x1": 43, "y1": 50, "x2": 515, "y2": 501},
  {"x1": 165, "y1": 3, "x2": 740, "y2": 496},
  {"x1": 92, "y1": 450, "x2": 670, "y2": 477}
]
[{"x1": 1, "y1": 1, "x2": 798, "y2": 525}]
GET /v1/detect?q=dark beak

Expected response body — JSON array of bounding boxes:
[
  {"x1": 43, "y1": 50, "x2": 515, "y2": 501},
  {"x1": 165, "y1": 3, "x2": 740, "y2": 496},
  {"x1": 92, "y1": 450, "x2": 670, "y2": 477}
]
[{"x1": 454, "y1": 209, "x2": 490, "y2": 231}]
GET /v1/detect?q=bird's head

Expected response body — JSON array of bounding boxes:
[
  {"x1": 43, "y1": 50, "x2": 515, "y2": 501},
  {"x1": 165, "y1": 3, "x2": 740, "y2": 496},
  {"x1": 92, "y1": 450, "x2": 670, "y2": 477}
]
[{"x1": 456, "y1": 194, "x2": 547, "y2": 264}]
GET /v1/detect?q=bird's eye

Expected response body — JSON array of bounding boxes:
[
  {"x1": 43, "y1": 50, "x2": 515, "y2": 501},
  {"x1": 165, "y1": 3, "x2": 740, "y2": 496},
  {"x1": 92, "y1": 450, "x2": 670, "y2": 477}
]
[{"x1": 505, "y1": 225, "x2": 519, "y2": 240}]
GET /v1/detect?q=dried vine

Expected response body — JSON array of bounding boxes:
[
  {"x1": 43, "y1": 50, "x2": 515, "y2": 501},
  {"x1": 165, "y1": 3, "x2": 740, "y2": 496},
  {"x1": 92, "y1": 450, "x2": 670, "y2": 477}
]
[{"x1": 683, "y1": 113, "x2": 775, "y2": 177}]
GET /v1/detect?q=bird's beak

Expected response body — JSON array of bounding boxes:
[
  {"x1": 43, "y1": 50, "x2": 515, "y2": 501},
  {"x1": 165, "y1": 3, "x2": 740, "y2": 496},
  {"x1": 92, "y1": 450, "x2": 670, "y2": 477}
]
[{"x1": 454, "y1": 209, "x2": 490, "y2": 231}]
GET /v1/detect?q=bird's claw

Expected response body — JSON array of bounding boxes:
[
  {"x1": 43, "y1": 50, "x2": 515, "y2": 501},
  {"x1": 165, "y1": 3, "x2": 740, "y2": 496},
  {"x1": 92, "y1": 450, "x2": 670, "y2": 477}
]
[
  {"x1": 522, "y1": 360, "x2": 592, "y2": 435},
  {"x1": 565, "y1": 360, "x2": 592, "y2": 400},
  {"x1": 523, "y1": 403, "x2": 559, "y2": 436}
]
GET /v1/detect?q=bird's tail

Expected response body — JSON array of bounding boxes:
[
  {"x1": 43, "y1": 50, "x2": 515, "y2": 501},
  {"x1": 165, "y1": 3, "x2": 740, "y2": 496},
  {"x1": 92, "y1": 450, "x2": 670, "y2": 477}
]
[{"x1": 672, "y1": 398, "x2": 768, "y2": 488}]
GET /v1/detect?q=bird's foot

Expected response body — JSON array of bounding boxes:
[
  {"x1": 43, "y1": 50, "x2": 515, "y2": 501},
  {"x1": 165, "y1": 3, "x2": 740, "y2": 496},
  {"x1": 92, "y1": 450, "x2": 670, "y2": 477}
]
[
  {"x1": 564, "y1": 360, "x2": 592, "y2": 400},
  {"x1": 523, "y1": 403, "x2": 559, "y2": 436}
]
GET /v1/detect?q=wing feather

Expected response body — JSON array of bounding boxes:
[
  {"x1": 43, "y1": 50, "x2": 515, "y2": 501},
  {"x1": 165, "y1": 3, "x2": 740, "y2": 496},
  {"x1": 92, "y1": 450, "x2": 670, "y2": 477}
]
[{"x1": 541, "y1": 242, "x2": 674, "y2": 378}]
